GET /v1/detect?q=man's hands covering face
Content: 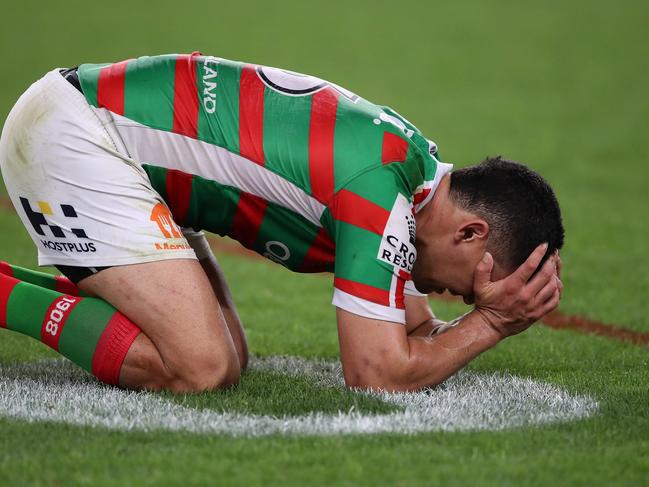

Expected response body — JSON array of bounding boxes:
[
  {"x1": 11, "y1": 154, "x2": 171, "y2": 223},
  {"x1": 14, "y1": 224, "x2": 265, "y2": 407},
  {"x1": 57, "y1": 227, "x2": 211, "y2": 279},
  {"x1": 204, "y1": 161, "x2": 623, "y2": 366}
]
[{"x1": 472, "y1": 243, "x2": 563, "y2": 338}]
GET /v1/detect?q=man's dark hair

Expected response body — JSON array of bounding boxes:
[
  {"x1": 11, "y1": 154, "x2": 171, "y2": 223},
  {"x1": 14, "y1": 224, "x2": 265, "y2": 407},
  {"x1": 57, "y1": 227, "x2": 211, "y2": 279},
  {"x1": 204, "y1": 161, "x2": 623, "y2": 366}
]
[{"x1": 449, "y1": 156, "x2": 564, "y2": 271}]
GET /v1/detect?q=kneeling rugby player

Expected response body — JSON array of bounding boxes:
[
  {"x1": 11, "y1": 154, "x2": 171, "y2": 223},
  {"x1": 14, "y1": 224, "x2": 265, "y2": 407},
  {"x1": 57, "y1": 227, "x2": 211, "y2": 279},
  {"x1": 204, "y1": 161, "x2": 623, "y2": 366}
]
[{"x1": 0, "y1": 53, "x2": 564, "y2": 392}]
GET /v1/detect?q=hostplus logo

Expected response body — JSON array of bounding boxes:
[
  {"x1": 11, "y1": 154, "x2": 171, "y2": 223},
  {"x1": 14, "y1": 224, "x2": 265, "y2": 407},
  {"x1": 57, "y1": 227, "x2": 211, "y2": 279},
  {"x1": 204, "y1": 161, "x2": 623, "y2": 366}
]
[{"x1": 20, "y1": 198, "x2": 96, "y2": 253}]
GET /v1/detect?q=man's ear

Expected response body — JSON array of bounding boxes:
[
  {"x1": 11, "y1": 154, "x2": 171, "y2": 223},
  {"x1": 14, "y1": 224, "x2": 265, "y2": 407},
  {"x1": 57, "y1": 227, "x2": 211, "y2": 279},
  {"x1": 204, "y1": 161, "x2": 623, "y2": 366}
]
[{"x1": 453, "y1": 219, "x2": 490, "y2": 244}]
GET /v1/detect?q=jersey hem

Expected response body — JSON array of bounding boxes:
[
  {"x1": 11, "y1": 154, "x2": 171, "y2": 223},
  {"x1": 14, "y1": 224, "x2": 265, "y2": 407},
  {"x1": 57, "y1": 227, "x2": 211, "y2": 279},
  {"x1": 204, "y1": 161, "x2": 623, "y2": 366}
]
[
  {"x1": 404, "y1": 279, "x2": 427, "y2": 297},
  {"x1": 333, "y1": 288, "x2": 405, "y2": 324}
]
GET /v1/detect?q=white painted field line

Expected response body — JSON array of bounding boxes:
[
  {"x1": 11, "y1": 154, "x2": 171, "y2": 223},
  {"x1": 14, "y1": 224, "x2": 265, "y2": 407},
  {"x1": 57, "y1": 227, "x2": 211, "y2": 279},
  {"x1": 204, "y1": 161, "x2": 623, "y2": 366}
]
[{"x1": 0, "y1": 357, "x2": 598, "y2": 436}]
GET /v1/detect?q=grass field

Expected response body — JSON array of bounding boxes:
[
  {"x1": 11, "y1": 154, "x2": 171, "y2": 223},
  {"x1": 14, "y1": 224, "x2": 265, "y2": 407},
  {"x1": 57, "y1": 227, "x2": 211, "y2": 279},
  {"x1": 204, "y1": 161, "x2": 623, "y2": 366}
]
[{"x1": 1, "y1": 0, "x2": 648, "y2": 485}]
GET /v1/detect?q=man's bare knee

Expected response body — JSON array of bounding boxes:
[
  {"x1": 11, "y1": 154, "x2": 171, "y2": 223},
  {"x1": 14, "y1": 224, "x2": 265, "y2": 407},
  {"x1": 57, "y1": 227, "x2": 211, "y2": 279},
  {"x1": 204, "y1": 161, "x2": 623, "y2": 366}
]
[
  {"x1": 120, "y1": 333, "x2": 240, "y2": 393},
  {"x1": 169, "y1": 351, "x2": 241, "y2": 393},
  {"x1": 79, "y1": 260, "x2": 243, "y2": 393}
]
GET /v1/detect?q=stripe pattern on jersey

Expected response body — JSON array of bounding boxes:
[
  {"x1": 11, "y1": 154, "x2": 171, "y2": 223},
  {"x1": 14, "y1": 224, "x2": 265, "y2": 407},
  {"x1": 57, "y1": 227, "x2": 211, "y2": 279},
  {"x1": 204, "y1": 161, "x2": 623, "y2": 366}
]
[
  {"x1": 76, "y1": 54, "x2": 449, "y2": 322},
  {"x1": 231, "y1": 192, "x2": 268, "y2": 249},
  {"x1": 172, "y1": 54, "x2": 199, "y2": 138},
  {"x1": 97, "y1": 60, "x2": 129, "y2": 115},
  {"x1": 382, "y1": 132, "x2": 409, "y2": 164},
  {"x1": 308, "y1": 89, "x2": 339, "y2": 203},
  {"x1": 239, "y1": 64, "x2": 265, "y2": 165},
  {"x1": 144, "y1": 164, "x2": 336, "y2": 274},
  {"x1": 331, "y1": 190, "x2": 390, "y2": 236},
  {"x1": 111, "y1": 113, "x2": 326, "y2": 227}
]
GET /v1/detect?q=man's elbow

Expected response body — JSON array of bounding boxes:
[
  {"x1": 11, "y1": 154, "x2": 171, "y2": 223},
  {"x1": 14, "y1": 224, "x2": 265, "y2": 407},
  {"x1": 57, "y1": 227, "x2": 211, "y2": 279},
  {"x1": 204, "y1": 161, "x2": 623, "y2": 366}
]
[{"x1": 342, "y1": 359, "x2": 443, "y2": 393}]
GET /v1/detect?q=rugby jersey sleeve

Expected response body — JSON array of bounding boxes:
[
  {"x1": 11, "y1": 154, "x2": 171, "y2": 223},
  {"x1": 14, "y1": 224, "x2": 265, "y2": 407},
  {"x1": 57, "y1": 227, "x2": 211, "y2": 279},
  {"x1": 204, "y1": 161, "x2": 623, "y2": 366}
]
[{"x1": 330, "y1": 166, "x2": 419, "y2": 324}]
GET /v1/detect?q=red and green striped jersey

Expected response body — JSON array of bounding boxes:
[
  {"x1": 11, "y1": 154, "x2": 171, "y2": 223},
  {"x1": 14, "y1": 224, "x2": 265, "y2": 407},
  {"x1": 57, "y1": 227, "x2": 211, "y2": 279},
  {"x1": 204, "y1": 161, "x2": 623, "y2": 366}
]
[{"x1": 77, "y1": 53, "x2": 452, "y2": 323}]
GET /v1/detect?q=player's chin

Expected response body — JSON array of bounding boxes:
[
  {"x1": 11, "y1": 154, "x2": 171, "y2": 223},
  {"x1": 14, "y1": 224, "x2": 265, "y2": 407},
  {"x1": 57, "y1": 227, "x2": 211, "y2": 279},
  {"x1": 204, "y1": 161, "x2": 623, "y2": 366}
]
[
  {"x1": 412, "y1": 270, "x2": 449, "y2": 296},
  {"x1": 411, "y1": 273, "x2": 431, "y2": 294},
  {"x1": 414, "y1": 281, "x2": 442, "y2": 295},
  {"x1": 449, "y1": 289, "x2": 475, "y2": 305}
]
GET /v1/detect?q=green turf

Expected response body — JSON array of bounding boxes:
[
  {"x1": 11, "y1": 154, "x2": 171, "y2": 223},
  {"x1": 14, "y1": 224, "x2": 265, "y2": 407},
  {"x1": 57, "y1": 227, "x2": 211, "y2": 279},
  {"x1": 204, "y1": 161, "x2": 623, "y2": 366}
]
[
  {"x1": 1, "y1": 0, "x2": 648, "y2": 331},
  {"x1": 1, "y1": 254, "x2": 648, "y2": 486},
  {"x1": 1, "y1": 0, "x2": 648, "y2": 485},
  {"x1": 1, "y1": 207, "x2": 649, "y2": 485},
  {"x1": 165, "y1": 369, "x2": 400, "y2": 416}
]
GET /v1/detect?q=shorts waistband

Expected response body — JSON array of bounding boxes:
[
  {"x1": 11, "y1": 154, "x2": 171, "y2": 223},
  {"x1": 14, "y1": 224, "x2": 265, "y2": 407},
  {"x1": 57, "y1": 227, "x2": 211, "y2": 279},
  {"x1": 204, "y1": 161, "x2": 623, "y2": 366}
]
[{"x1": 59, "y1": 67, "x2": 83, "y2": 94}]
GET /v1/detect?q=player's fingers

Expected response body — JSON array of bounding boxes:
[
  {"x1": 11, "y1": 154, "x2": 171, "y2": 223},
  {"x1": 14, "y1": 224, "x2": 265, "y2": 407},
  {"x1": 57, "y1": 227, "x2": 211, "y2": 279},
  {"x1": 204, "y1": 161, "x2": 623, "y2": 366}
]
[
  {"x1": 534, "y1": 274, "x2": 558, "y2": 305},
  {"x1": 511, "y1": 243, "x2": 549, "y2": 285},
  {"x1": 524, "y1": 254, "x2": 556, "y2": 296},
  {"x1": 555, "y1": 250, "x2": 562, "y2": 279},
  {"x1": 473, "y1": 252, "x2": 494, "y2": 290},
  {"x1": 537, "y1": 288, "x2": 561, "y2": 318},
  {"x1": 556, "y1": 276, "x2": 564, "y2": 297}
]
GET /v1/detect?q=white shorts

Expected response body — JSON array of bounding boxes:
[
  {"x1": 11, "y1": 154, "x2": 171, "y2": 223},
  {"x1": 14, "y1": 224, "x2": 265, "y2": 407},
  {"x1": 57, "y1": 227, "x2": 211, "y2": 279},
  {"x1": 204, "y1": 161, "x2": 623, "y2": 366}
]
[{"x1": 0, "y1": 69, "x2": 205, "y2": 268}]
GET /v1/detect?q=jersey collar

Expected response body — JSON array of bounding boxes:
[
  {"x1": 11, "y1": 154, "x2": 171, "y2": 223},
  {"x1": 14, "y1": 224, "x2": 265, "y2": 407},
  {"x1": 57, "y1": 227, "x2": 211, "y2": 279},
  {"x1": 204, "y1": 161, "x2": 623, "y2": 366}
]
[{"x1": 413, "y1": 162, "x2": 453, "y2": 213}]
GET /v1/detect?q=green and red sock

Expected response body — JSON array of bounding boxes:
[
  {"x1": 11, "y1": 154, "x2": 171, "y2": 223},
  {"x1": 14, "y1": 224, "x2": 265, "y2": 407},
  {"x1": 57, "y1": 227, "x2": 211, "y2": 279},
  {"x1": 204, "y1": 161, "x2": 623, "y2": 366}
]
[
  {"x1": 0, "y1": 269, "x2": 140, "y2": 385},
  {"x1": 0, "y1": 261, "x2": 79, "y2": 295}
]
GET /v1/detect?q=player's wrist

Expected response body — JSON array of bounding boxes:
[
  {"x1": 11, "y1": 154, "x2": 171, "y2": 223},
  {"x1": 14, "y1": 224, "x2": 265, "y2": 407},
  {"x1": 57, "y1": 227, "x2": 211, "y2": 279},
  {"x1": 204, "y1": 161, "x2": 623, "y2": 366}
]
[{"x1": 470, "y1": 308, "x2": 509, "y2": 340}]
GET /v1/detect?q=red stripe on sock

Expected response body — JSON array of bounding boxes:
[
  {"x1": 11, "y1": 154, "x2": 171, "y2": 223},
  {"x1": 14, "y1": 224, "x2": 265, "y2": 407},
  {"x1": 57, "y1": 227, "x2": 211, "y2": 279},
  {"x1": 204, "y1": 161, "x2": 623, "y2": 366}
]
[
  {"x1": 40, "y1": 295, "x2": 81, "y2": 351},
  {"x1": 331, "y1": 189, "x2": 391, "y2": 235},
  {"x1": 165, "y1": 169, "x2": 194, "y2": 226},
  {"x1": 230, "y1": 192, "x2": 268, "y2": 249},
  {"x1": 239, "y1": 65, "x2": 265, "y2": 165},
  {"x1": 172, "y1": 54, "x2": 199, "y2": 138},
  {"x1": 54, "y1": 276, "x2": 78, "y2": 295},
  {"x1": 0, "y1": 262, "x2": 14, "y2": 277},
  {"x1": 308, "y1": 89, "x2": 339, "y2": 204},
  {"x1": 97, "y1": 60, "x2": 130, "y2": 115},
  {"x1": 0, "y1": 275, "x2": 19, "y2": 328},
  {"x1": 91, "y1": 312, "x2": 141, "y2": 386},
  {"x1": 381, "y1": 132, "x2": 409, "y2": 164},
  {"x1": 334, "y1": 277, "x2": 391, "y2": 307},
  {"x1": 298, "y1": 228, "x2": 335, "y2": 272}
]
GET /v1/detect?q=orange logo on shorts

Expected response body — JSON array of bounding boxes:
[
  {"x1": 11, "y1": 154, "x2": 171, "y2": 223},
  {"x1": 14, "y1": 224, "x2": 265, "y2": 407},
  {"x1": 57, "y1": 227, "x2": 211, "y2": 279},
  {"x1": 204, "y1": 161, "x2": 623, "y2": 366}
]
[{"x1": 150, "y1": 203, "x2": 182, "y2": 239}]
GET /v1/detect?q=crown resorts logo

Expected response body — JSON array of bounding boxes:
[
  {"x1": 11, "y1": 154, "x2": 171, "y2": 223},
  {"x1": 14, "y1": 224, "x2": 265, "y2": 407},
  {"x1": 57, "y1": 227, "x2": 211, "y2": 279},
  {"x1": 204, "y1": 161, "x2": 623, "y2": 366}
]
[
  {"x1": 377, "y1": 194, "x2": 417, "y2": 272},
  {"x1": 20, "y1": 197, "x2": 96, "y2": 253},
  {"x1": 405, "y1": 213, "x2": 416, "y2": 245}
]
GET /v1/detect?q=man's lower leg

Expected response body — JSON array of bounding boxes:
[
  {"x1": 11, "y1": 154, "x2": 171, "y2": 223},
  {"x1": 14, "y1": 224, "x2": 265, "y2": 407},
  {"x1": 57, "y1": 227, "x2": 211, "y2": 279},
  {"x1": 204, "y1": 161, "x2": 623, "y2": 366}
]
[
  {"x1": 0, "y1": 271, "x2": 140, "y2": 385},
  {"x1": 0, "y1": 261, "x2": 79, "y2": 295}
]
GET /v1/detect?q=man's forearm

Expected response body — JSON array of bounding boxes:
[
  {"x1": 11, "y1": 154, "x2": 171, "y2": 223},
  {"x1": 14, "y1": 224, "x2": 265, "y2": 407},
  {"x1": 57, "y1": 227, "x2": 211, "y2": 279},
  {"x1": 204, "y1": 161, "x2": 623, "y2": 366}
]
[
  {"x1": 385, "y1": 311, "x2": 501, "y2": 391},
  {"x1": 338, "y1": 245, "x2": 560, "y2": 393},
  {"x1": 407, "y1": 318, "x2": 437, "y2": 337},
  {"x1": 393, "y1": 245, "x2": 561, "y2": 390}
]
